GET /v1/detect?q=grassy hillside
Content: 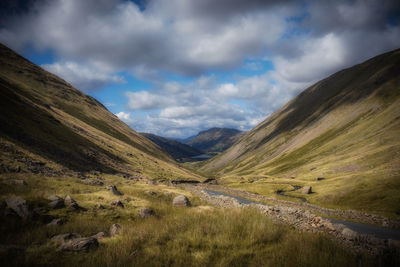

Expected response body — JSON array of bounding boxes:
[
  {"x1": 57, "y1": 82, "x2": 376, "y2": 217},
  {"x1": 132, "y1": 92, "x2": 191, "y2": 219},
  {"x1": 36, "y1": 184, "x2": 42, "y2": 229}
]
[
  {"x1": 200, "y1": 48, "x2": 400, "y2": 216},
  {"x1": 0, "y1": 43, "x2": 201, "y2": 181},
  {"x1": 141, "y1": 133, "x2": 202, "y2": 160},
  {"x1": 186, "y1": 128, "x2": 244, "y2": 153}
]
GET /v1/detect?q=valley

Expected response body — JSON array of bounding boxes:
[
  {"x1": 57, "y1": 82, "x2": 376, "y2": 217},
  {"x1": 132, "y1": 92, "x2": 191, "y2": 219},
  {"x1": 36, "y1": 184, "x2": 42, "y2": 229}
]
[{"x1": 0, "y1": 44, "x2": 399, "y2": 266}]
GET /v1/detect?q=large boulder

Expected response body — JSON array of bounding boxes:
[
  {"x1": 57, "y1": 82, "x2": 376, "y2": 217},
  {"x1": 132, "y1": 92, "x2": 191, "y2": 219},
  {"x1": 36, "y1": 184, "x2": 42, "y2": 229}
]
[
  {"x1": 302, "y1": 186, "x2": 312, "y2": 195},
  {"x1": 51, "y1": 233, "x2": 81, "y2": 244},
  {"x1": 91, "y1": 232, "x2": 106, "y2": 240},
  {"x1": 64, "y1": 195, "x2": 76, "y2": 206},
  {"x1": 46, "y1": 218, "x2": 64, "y2": 227},
  {"x1": 173, "y1": 195, "x2": 191, "y2": 207},
  {"x1": 48, "y1": 196, "x2": 64, "y2": 209},
  {"x1": 64, "y1": 195, "x2": 84, "y2": 211},
  {"x1": 59, "y1": 237, "x2": 99, "y2": 252},
  {"x1": 139, "y1": 208, "x2": 155, "y2": 218},
  {"x1": 109, "y1": 223, "x2": 121, "y2": 236},
  {"x1": 5, "y1": 197, "x2": 32, "y2": 218}
]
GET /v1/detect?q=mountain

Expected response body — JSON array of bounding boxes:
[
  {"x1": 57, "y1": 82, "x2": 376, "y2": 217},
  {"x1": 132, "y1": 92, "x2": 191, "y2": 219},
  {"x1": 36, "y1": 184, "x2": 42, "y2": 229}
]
[
  {"x1": 0, "y1": 43, "x2": 202, "y2": 181},
  {"x1": 200, "y1": 49, "x2": 400, "y2": 215},
  {"x1": 141, "y1": 133, "x2": 202, "y2": 160},
  {"x1": 185, "y1": 128, "x2": 245, "y2": 153}
]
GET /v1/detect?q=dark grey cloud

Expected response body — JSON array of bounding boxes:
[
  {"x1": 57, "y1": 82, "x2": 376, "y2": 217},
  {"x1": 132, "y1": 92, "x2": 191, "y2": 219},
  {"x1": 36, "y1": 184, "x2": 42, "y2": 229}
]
[{"x1": 1, "y1": 0, "x2": 399, "y2": 136}]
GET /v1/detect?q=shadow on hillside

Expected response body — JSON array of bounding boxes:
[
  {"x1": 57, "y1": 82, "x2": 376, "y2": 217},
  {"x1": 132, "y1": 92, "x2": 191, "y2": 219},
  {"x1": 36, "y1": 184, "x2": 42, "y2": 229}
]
[
  {"x1": 253, "y1": 48, "x2": 400, "y2": 151},
  {"x1": 0, "y1": 80, "x2": 126, "y2": 174}
]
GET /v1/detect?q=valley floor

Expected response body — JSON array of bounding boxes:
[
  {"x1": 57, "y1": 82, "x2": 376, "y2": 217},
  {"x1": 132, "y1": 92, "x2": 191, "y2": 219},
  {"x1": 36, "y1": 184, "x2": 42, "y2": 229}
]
[{"x1": 1, "y1": 173, "x2": 400, "y2": 266}]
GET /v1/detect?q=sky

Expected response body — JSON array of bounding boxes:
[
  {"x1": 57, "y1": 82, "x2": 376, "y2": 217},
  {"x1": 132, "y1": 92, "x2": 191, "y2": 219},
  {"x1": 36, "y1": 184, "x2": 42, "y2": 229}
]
[{"x1": 1, "y1": 0, "x2": 399, "y2": 138}]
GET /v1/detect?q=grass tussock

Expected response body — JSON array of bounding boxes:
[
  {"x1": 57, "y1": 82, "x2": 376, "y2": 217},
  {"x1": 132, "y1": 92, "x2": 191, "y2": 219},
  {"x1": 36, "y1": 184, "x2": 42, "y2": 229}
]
[{"x1": 1, "y1": 174, "x2": 397, "y2": 267}]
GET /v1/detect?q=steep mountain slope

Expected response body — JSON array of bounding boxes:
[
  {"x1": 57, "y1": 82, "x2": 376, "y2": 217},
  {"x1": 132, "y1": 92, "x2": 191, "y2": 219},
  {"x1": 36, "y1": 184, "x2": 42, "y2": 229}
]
[
  {"x1": 200, "y1": 49, "x2": 400, "y2": 215},
  {"x1": 0, "y1": 43, "x2": 202, "y2": 181},
  {"x1": 141, "y1": 133, "x2": 202, "y2": 160},
  {"x1": 186, "y1": 128, "x2": 244, "y2": 153}
]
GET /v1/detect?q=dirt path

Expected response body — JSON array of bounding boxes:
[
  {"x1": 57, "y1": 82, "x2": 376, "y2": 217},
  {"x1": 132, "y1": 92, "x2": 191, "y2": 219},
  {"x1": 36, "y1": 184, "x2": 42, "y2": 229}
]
[{"x1": 183, "y1": 184, "x2": 400, "y2": 255}]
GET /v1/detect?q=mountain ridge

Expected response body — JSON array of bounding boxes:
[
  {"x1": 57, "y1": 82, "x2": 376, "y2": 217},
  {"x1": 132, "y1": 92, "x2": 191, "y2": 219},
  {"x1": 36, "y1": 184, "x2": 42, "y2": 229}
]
[
  {"x1": 140, "y1": 132, "x2": 202, "y2": 160},
  {"x1": 200, "y1": 48, "x2": 400, "y2": 215},
  {"x1": 0, "y1": 43, "x2": 202, "y2": 181},
  {"x1": 185, "y1": 127, "x2": 245, "y2": 153}
]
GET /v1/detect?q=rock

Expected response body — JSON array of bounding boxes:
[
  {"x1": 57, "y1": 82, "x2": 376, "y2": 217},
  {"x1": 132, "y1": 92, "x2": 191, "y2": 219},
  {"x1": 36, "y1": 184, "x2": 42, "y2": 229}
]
[
  {"x1": 8, "y1": 179, "x2": 27, "y2": 186},
  {"x1": 110, "y1": 200, "x2": 124, "y2": 208},
  {"x1": 48, "y1": 195, "x2": 62, "y2": 201},
  {"x1": 302, "y1": 186, "x2": 312, "y2": 194},
  {"x1": 313, "y1": 217, "x2": 321, "y2": 224},
  {"x1": 64, "y1": 195, "x2": 77, "y2": 206},
  {"x1": 51, "y1": 233, "x2": 81, "y2": 244},
  {"x1": 172, "y1": 195, "x2": 191, "y2": 207},
  {"x1": 95, "y1": 204, "x2": 105, "y2": 209},
  {"x1": 91, "y1": 232, "x2": 106, "y2": 240},
  {"x1": 5, "y1": 197, "x2": 32, "y2": 218},
  {"x1": 139, "y1": 208, "x2": 155, "y2": 218},
  {"x1": 322, "y1": 221, "x2": 336, "y2": 231},
  {"x1": 341, "y1": 228, "x2": 358, "y2": 240},
  {"x1": 109, "y1": 185, "x2": 122, "y2": 196},
  {"x1": 33, "y1": 207, "x2": 48, "y2": 214},
  {"x1": 109, "y1": 223, "x2": 121, "y2": 236},
  {"x1": 59, "y1": 237, "x2": 99, "y2": 252},
  {"x1": 316, "y1": 177, "x2": 325, "y2": 181},
  {"x1": 48, "y1": 197, "x2": 65, "y2": 209},
  {"x1": 46, "y1": 218, "x2": 64, "y2": 227}
]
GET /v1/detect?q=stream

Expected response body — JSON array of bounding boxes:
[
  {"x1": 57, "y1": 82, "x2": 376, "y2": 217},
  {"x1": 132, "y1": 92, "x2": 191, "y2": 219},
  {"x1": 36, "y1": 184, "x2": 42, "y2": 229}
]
[{"x1": 204, "y1": 189, "x2": 400, "y2": 240}]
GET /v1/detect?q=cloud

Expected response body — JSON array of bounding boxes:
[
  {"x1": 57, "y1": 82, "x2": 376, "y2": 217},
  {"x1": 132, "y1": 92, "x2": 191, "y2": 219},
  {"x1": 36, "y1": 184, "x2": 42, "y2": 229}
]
[
  {"x1": 42, "y1": 61, "x2": 125, "y2": 92},
  {"x1": 115, "y1": 111, "x2": 134, "y2": 124},
  {"x1": 1, "y1": 0, "x2": 399, "y2": 137}
]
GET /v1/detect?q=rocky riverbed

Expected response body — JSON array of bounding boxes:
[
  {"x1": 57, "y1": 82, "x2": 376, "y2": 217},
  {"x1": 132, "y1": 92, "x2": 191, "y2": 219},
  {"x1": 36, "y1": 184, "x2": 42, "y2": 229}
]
[{"x1": 184, "y1": 184, "x2": 400, "y2": 256}]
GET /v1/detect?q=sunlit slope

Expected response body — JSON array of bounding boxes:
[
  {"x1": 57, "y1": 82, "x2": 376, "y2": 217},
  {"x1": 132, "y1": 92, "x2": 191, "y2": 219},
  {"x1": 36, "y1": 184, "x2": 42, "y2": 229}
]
[
  {"x1": 0, "y1": 43, "x2": 201, "y2": 181},
  {"x1": 201, "y1": 48, "x2": 400, "y2": 214}
]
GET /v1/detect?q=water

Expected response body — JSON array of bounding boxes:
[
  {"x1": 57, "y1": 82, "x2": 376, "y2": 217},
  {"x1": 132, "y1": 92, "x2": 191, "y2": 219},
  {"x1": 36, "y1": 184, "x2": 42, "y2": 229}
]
[
  {"x1": 204, "y1": 189, "x2": 400, "y2": 240},
  {"x1": 191, "y1": 154, "x2": 214, "y2": 159}
]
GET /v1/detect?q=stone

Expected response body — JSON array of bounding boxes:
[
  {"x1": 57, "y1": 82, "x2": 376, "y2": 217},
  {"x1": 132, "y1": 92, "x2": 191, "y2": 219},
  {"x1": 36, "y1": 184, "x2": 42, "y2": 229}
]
[
  {"x1": 51, "y1": 233, "x2": 81, "y2": 244},
  {"x1": 5, "y1": 197, "x2": 32, "y2": 219},
  {"x1": 48, "y1": 199, "x2": 65, "y2": 209},
  {"x1": 110, "y1": 200, "x2": 124, "y2": 208},
  {"x1": 95, "y1": 204, "x2": 105, "y2": 209},
  {"x1": 139, "y1": 208, "x2": 155, "y2": 218},
  {"x1": 91, "y1": 232, "x2": 106, "y2": 240},
  {"x1": 302, "y1": 186, "x2": 312, "y2": 194},
  {"x1": 322, "y1": 221, "x2": 336, "y2": 231},
  {"x1": 59, "y1": 237, "x2": 99, "y2": 252},
  {"x1": 172, "y1": 195, "x2": 191, "y2": 207},
  {"x1": 46, "y1": 218, "x2": 64, "y2": 227},
  {"x1": 64, "y1": 195, "x2": 77, "y2": 206},
  {"x1": 48, "y1": 195, "x2": 62, "y2": 201},
  {"x1": 109, "y1": 223, "x2": 121, "y2": 236},
  {"x1": 109, "y1": 185, "x2": 122, "y2": 196},
  {"x1": 8, "y1": 179, "x2": 27, "y2": 186},
  {"x1": 341, "y1": 228, "x2": 358, "y2": 240}
]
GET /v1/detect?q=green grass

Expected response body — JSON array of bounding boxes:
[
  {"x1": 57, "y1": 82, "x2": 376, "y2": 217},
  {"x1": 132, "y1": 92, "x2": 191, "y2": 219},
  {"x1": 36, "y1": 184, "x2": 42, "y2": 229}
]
[{"x1": 1, "y1": 173, "x2": 398, "y2": 267}]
